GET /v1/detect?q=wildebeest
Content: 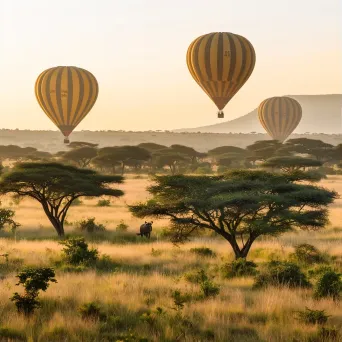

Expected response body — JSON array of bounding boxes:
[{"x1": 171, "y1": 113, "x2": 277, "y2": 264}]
[{"x1": 137, "y1": 221, "x2": 153, "y2": 238}]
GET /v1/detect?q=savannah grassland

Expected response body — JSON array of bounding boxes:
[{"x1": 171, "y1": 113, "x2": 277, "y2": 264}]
[{"x1": 0, "y1": 175, "x2": 341, "y2": 342}]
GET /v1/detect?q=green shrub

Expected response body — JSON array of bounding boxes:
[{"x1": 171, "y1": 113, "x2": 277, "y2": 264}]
[
  {"x1": 314, "y1": 271, "x2": 342, "y2": 300},
  {"x1": 308, "y1": 265, "x2": 335, "y2": 279},
  {"x1": 190, "y1": 247, "x2": 216, "y2": 258},
  {"x1": 79, "y1": 302, "x2": 103, "y2": 320},
  {"x1": 292, "y1": 244, "x2": 324, "y2": 264},
  {"x1": 97, "y1": 199, "x2": 111, "y2": 207},
  {"x1": 296, "y1": 307, "x2": 329, "y2": 325},
  {"x1": 0, "y1": 327, "x2": 25, "y2": 341},
  {"x1": 10, "y1": 267, "x2": 57, "y2": 315},
  {"x1": 70, "y1": 198, "x2": 83, "y2": 206},
  {"x1": 315, "y1": 327, "x2": 339, "y2": 341},
  {"x1": 200, "y1": 279, "x2": 220, "y2": 298},
  {"x1": 59, "y1": 238, "x2": 99, "y2": 266},
  {"x1": 254, "y1": 261, "x2": 311, "y2": 288},
  {"x1": 171, "y1": 290, "x2": 188, "y2": 311},
  {"x1": 221, "y1": 258, "x2": 258, "y2": 278},
  {"x1": 116, "y1": 220, "x2": 129, "y2": 232},
  {"x1": 76, "y1": 217, "x2": 106, "y2": 233}
]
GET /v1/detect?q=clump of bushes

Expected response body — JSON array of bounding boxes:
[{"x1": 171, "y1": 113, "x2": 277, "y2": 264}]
[
  {"x1": 190, "y1": 247, "x2": 216, "y2": 258},
  {"x1": 184, "y1": 269, "x2": 220, "y2": 298},
  {"x1": 59, "y1": 238, "x2": 99, "y2": 266},
  {"x1": 76, "y1": 217, "x2": 106, "y2": 233},
  {"x1": 291, "y1": 244, "x2": 325, "y2": 265},
  {"x1": 314, "y1": 270, "x2": 342, "y2": 300},
  {"x1": 70, "y1": 198, "x2": 83, "y2": 206},
  {"x1": 254, "y1": 261, "x2": 311, "y2": 288},
  {"x1": 10, "y1": 267, "x2": 57, "y2": 315},
  {"x1": 79, "y1": 302, "x2": 104, "y2": 320},
  {"x1": 116, "y1": 220, "x2": 129, "y2": 232},
  {"x1": 221, "y1": 258, "x2": 258, "y2": 278},
  {"x1": 96, "y1": 199, "x2": 111, "y2": 207},
  {"x1": 296, "y1": 307, "x2": 329, "y2": 325}
]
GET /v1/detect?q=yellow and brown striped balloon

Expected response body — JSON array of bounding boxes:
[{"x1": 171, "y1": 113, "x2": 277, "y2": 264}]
[
  {"x1": 186, "y1": 32, "x2": 256, "y2": 117},
  {"x1": 35, "y1": 66, "x2": 99, "y2": 143},
  {"x1": 258, "y1": 97, "x2": 302, "y2": 142}
]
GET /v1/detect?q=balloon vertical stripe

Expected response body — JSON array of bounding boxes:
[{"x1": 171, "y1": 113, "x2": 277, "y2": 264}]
[
  {"x1": 258, "y1": 96, "x2": 302, "y2": 142},
  {"x1": 35, "y1": 66, "x2": 98, "y2": 139}
]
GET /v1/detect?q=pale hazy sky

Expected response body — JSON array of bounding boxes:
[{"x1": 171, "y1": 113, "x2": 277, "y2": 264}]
[{"x1": 0, "y1": 0, "x2": 341, "y2": 131}]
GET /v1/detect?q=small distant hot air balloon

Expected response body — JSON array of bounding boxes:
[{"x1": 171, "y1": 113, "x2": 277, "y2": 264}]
[
  {"x1": 258, "y1": 96, "x2": 302, "y2": 142},
  {"x1": 187, "y1": 32, "x2": 256, "y2": 118},
  {"x1": 35, "y1": 66, "x2": 99, "y2": 143}
]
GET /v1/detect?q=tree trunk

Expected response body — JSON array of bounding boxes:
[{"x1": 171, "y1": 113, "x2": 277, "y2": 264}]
[
  {"x1": 41, "y1": 202, "x2": 65, "y2": 237},
  {"x1": 229, "y1": 235, "x2": 255, "y2": 259}
]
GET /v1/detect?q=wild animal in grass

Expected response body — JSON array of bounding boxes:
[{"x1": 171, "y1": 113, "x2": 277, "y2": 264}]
[{"x1": 137, "y1": 221, "x2": 153, "y2": 238}]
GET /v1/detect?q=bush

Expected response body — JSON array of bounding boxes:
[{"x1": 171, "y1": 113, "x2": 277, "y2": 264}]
[
  {"x1": 190, "y1": 247, "x2": 216, "y2": 258},
  {"x1": 70, "y1": 198, "x2": 83, "y2": 206},
  {"x1": 221, "y1": 258, "x2": 258, "y2": 278},
  {"x1": 316, "y1": 327, "x2": 339, "y2": 341},
  {"x1": 79, "y1": 302, "x2": 103, "y2": 320},
  {"x1": 10, "y1": 267, "x2": 57, "y2": 315},
  {"x1": 296, "y1": 307, "x2": 329, "y2": 325},
  {"x1": 254, "y1": 261, "x2": 311, "y2": 288},
  {"x1": 97, "y1": 199, "x2": 111, "y2": 207},
  {"x1": 116, "y1": 220, "x2": 129, "y2": 232},
  {"x1": 0, "y1": 327, "x2": 25, "y2": 341},
  {"x1": 308, "y1": 265, "x2": 335, "y2": 279},
  {"x1": 76, "y1": 218, "x2": 106, "y2": 233},
  {"x1": 292, "y1": 244, "x2": 324, "y2": 264},
  {"x1": 314, "y1": 271, "x2": 342, "y2": 300},
  {"x1": 59, "y1": 238, "x2": 99, "y2": 266},
  {"x1": 200, "y1": 279, "x2": 220, "y2": 298}
]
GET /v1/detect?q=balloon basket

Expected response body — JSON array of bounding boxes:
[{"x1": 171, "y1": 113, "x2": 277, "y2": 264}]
[
  {"x1": 64, "y1": 138, "x2": 70, "y2": 144},
  {"x1": 218, "y1": 111, "x2": 224, "y2": 119}
]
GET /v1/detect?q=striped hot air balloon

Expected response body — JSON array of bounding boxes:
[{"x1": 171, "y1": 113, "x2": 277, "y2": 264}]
[
  {"x1": 187, "y1": 32, "x2": 256, "y2": 118},
  {"x1": 258, "y1": 96, "x2": 302, "y2": 142},
  {"x1": 35, "y1": 66, "x2": 99, "y2": 143}
]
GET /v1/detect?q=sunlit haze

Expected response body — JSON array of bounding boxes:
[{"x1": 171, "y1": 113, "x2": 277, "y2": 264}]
[{"x1": 0, "y1": 0, "x2": 341, "y2": 131}]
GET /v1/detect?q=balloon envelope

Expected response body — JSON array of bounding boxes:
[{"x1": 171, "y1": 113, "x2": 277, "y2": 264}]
[
  {"x1": 35, "y1": 66, "x2": 99, "y2": 141},
  {"x1": 187, "y1": 32, "x2": 256, "y2": 115},
  {"x1": 258, "y1": 96, "x2": 302, "y2": 142}
]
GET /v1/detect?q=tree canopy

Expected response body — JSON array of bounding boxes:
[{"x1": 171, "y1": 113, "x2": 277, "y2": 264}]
[
  {"x1": 0, "y1": 163, "x2": 124, "y2": 236},
  {"x1": 263, "y1": 156, "x2": 323, "y2": 172},
  {"x1": 130, "y1": 170, "x2": 336, "y2": 259},
  {"x1": 61, "y1": 147, "x2": 98, "y2": 168}
]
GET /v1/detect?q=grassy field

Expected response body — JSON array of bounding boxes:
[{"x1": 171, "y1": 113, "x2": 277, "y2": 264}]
[{"x1": 0, "y1": 175, "x2": 341, "y2": 341}]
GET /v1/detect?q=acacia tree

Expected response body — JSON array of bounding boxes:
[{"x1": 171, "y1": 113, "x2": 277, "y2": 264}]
[
  {"x1": 61, "y1": 147, "x2": 98, "y2": 168},
  {"x1": 262, "y1": 156, "x2": 322, "y2": 172},
  {"x1": 0, "y1": 163, "x2": 124, "y2": 236},
  {"x1": 129, "y1": 170, "x2": 336, "y2": 259}
]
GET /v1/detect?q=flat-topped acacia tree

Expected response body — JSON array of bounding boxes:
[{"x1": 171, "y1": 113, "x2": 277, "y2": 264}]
[
  {"x1": 0, "y1": 163, "x2": 124, "y2": 236},
  {"x1": 129, "y1": 170, "x2": 337, "y2": 259}
]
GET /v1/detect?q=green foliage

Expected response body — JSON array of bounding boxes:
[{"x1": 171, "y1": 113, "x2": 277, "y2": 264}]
[
  {"x1": 254, "y1": 261, "x2": 311, "y2": 288},
  {"x1": 76, "y1": 217, "x2": 106, "y2": 233},
  {"x1": 221, "y1": 258, "x2": 258, "y2": 278},
  {"x1": 292, "y1": 244, "x2": 325, "y2": 265},
  {"x1": 314, "y1": 271, "x2": 342, "y2": 300},
  {"x1": 79, "y1": 302, "x2": 103, "y2": 320},
  {"x1": 263, "y1": 156, "x2": 322, "y2": 172},
  {"x1": 70, "y1": 197, "x2": 83, "y2": 206},
  {"x1": 296, "y1": 307, "x2": 329, "y2": 325},
  {"x1": 171, "y1": 290, "x2": 188, "y2": 311},
  {"x1": 129, "y1": 171, "x2": 336, "y2": 259},
  {"x1": 97, "y1": 199, "x2": 111, "y2": 207},
  {"x1": 189, "y1": 247, "x2": 216, "y2": 258},
  {"x1": 62, "y1": 146, "x2": 98, "y2": 167},
  {"x1": 116, "y1": 220, "x2": 129, "y2": 232},
  {"x1": 14, "y1": 267, "x2": 57, "y2": 293},
  {"x1": 314, "y1": 327, "x2": 340, "y2": 341},
  {"x1": 200, "y1": 278, "x2": 220, "y2": 298},
  {"x1": 0, "y1": 207, "x2": 19, "y2": 232},
  {"x1": 0, "y1": 327, "x2": 26, "y2": 341},
  {"x1": 183, "y1": 269, "x2": 219, "y2": 298},
  {"x1": 10, "y1": 267, "x2": 56, "y2": 315},
  {"x1": 59, "y1": 238, "x2": 99, "y2": 266}
]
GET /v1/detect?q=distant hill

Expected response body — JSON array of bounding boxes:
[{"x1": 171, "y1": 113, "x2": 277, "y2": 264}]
[{"x1": 174, "y1": 94, "x2": 342, "y2": 134}]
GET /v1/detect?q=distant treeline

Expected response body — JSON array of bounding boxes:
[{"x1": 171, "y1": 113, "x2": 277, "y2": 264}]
[{"x1": 0, "y1": 138, "x2": 341, "y2": 176}]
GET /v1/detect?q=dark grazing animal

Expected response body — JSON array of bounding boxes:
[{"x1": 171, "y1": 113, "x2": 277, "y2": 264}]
[{"x1": 137, "y1": 221, "x2": 153, "y2": 238}]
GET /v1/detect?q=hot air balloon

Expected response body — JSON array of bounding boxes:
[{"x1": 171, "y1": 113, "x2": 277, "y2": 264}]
[
  {"x1": 187, "y1": 32, "x2": 256, "y2": 118},
  {"x1": 258, "y1": 96, "x2": 302, "y2": 142},
  {"x1": 35, "y1": 66, "x2": 99, "y2": 143}
]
